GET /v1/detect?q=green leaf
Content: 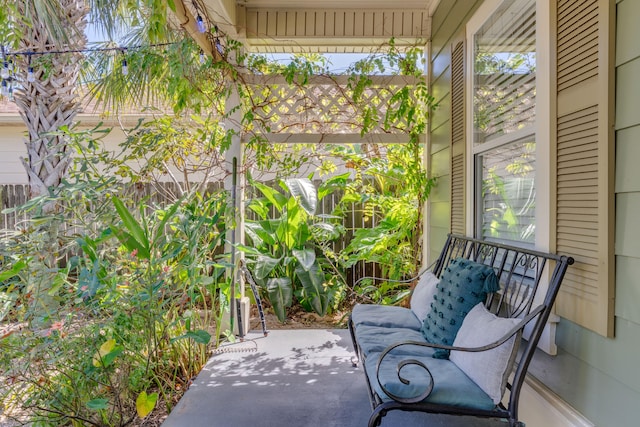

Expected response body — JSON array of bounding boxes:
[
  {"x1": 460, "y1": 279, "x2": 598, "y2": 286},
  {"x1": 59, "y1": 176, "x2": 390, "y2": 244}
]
[
  {"x1": 277, "y1": 207, "x2": 308, "y2": 250},
  {"x1": 171, "y1": 329, "x2": 211, "y2": 345},
  {"x1": 112, "y1": 196, "x2": 146, "y2": 245},
  {"x1": 245, "y1": 221, "x2": 276, "y2": 246},
  {"x1": 0, "y1": 292, "x2": 17, "y2": 323},
  {"x1": 0, "y1": 259, "x2": 27, "y2": 282},
  {"x1": 254, "y1": 255, "x2": 281, "y2": 280},
  {"x1": 247, "y1": 198, "x2": 271, "y2": 219},
  {"x1": 317, "y1": 172, "x2": 350, "y2": 200},
  {"x1": 340, "y1": 192, "x2": 363, "y2": 204},
  {"x1": 243, "y1": 224, "x2": 264, "y2": 248},
  {"x1": 92, "y1": 339, "x2": 115, "y2": 367},
  {"x1": 111, "y1": 196, "x2": 150, "y2": 259},
  {"x1": 292, "y1": 248, "x2": 315, "y2": 271},
  {"x1": 284, "y1": 178, "x2": 317, "y2": 215},
  {"x1": 86, "y1": 398, "x2": 109, "y2": 410},
  {"x1": 77, "y1": 259, "x2": 100, "y2": 297},
  {"x1": 110, "y1": 226, "x2": 150, "y2": 259},
  {"x1": 253, "y1": 181, "x2": 287, "y2": 211},
  {"x1": 311, "y1": 222, "x2": 342, "y2": 240},
  {"x1": 235, "y1": 244, "x2": 263, "y2": 256},
  {"x1": 266, "y1": 278, "x2": 292, "y2": 322},
  {"x1": 295, "y1": 263, "x2": 328, "y2": 316},
  {"x1": 92, "y1": 339, "x2": 123, "y2": 368},
  {"x1": 136, "y1": 391, "x2": 158, "y2": 418},
  {"x1": 153, "y1": 198, "x2": 182, "y2": 247}
]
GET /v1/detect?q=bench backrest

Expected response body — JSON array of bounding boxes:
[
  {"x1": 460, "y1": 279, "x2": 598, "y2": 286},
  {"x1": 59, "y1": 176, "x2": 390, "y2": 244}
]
[{"x1": 432, "y1": 234, "x2": 574, "y2": 413}]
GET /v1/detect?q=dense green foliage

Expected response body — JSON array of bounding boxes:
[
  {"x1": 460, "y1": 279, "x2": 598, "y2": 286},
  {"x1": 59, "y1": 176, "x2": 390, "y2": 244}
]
[
  {"x1": 241, "y1": 176, "x2": 348, "y2": 322},
  {"x1": 0, "y1": 7, "x2": 436, "y2": 420},
  {"x1": 337, "y1": 143, "x2": 435, "y2": 304},
  {"x1": 0, "y1": 128, "x2": 230, "y2": 425}
]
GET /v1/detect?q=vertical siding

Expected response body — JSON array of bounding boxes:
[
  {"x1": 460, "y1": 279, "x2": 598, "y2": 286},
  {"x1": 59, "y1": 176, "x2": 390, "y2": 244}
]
[
  {"x1": 550, "y1": 0, "x2": 640, "y2": 425},
  {"x1": 427, "y1": 0, "x2": 480, "y2": 263}
]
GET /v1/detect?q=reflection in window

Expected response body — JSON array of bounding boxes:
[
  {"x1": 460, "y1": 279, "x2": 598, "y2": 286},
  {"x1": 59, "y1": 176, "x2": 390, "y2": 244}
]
[
  {"x1": 480, "y1": 139, "x2": 535, "y2": 245},
  {"x1": 472, "y1": 0, "x2": 536, "y2": 247},
  {"x1": 473, "y1": 0, "x2": 536, "y2": 145}
]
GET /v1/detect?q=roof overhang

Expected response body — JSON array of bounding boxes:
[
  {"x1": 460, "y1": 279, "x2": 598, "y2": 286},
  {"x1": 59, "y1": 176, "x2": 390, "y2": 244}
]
[{"x1": 198, "y1": 0, "x2": 439, "y2": 53}]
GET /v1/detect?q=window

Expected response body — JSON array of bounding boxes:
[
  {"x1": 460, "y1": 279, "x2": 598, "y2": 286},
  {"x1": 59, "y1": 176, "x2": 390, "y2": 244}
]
[
  {"x1": 456, "y1": 0, "x2": 614, "y2": 339},
  {"x1": 471, "y1": 0, "x2": 536, "y2": 246}
]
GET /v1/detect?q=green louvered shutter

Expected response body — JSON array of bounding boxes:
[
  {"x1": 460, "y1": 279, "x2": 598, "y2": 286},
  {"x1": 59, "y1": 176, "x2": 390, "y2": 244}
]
[{"x1": 450, "y1": 39, "x2": 465, "y2": 235}]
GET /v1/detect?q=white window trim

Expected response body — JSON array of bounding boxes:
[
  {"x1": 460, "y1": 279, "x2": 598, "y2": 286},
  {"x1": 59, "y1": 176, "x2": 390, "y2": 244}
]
[
  {"x1": 465, "y1": 0, "x2": 557, "y2": 354},
  {"x1": 464, "y1": 0, "x2": 552, "y2": 254}
]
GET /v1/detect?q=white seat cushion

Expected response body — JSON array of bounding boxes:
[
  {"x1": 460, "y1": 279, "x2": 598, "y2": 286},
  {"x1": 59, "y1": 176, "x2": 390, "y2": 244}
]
[
  {"x1": 410, "y1": 271, "x2": 439, "y2": 322},
  {"x1": 450, "y1": 303, "x2": 520, "y2": 404}
]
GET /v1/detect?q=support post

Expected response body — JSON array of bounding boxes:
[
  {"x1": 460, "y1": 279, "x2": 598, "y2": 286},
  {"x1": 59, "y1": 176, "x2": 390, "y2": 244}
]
[{"x1": 224, "y1": 83, "x2": 249, "y2": 337}]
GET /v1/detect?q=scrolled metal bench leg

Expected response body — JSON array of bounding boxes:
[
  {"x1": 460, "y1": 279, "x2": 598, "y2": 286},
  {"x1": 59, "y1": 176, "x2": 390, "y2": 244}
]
[
  {"x1": 368, "y1": 407, "x2": 386, "y2": 427},
  {"x1": 348, "y1": 316, "x2": 360, "y2": 367}
]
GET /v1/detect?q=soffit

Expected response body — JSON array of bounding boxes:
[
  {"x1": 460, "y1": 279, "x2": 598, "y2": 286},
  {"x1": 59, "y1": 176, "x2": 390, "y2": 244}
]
[{"x1": 201, "y1": 0, "x2": 439, "y2": 52}]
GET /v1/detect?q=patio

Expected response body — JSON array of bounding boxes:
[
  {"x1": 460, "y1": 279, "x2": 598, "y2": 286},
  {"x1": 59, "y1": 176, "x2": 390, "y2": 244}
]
[{"x1": 161, "y1": 329, "x2": 566, "y2": 427}]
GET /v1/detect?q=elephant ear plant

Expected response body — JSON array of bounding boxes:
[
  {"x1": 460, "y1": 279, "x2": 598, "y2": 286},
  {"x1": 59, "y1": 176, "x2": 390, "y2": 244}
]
[{"x1": 241, "y1": 176, "x2": 347, "y2": 322}]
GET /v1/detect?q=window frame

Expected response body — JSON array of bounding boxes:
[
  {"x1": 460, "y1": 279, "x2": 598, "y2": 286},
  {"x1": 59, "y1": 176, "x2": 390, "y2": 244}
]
[{"x1": 465, "y1": 0, "x2": 553, "y2": 254}]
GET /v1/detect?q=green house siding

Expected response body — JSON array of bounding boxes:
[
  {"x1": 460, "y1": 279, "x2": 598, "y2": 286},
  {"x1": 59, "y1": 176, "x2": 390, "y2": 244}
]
[
  {"x1": 427, "y1": 0, "x2": 640, "y2": 425},
  {"x1": 542, "y1": 0, "x2": 640, "y2": 424},
  {"x1": 427, "y1": 0, "x2": 480, "y2": 262},
  {"x1": 552, "y1": 318, "x2": 640, "y2": 426}
]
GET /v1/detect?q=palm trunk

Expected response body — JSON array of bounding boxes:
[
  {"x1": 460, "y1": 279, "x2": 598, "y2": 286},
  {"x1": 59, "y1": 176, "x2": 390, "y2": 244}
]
[
  {"x1": 14, "y1": 0, "x2": 87, "y2": 209},
  {"x1": 12, "y1": 0, "x2": 88, "y2": 318}
]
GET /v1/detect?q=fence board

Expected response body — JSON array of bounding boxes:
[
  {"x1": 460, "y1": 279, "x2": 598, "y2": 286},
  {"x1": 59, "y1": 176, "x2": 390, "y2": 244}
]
[{"x1": 1, "y1": 181, "x2": 405, "y2": 289}]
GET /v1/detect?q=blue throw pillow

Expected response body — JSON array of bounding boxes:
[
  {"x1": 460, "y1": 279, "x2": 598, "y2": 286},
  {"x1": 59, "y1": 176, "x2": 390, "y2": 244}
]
[{"x1": 421, "y1": 257, "x2": 500, "y2": 359}]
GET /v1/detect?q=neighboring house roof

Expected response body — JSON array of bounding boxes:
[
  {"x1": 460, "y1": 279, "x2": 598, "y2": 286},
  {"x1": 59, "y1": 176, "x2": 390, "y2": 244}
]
[{"x1": 0, "y1": 97, "x2": 154, "y2": 126}]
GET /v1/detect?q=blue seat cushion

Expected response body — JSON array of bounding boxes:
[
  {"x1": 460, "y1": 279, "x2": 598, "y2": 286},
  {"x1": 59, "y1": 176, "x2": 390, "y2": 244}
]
[
  {"x1": 351, "y1": 304, "x2": 422, "y2": 330},
  {"x1": 355, "y1": 325, "x2": 435, "y2": 358},
  {"x1": 365, "y1": 351, "x2": 496, "y2": 411}
]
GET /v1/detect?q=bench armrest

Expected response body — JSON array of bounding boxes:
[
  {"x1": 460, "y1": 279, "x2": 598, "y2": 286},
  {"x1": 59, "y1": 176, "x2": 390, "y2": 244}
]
[
  {"x1": 352, "y1": 261, "x2": 438, "y2": 302},
  {"x1": 353, "y1": 267, "x2": 431, "y2": 288},
  {"x1": 375, "y1": 304, "x2": 544, "y2": 403}
]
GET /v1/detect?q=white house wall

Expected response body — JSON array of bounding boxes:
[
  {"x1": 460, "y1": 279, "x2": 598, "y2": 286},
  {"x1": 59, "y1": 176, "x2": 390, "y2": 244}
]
[
  {"x1": 0, "y1": 117, "x2": 355, "y2": 187},
  {"x1": 0, "y1": 125, "x2": 28, "y2": 184},
  {"x1": 0, "y1": 121, "x2": 140, "y2": 185}
]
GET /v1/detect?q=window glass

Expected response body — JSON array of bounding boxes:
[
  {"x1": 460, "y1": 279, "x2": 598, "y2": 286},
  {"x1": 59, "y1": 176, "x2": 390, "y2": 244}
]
[
  {"x1": 473, "y1": 0, "x2": 536, "y2": 145},
  {"x1": 473, "y1": 0, "x2": 536, "y2": 245},
  {"x1": 479, "y1": 139, "x2": 535, "y2": 244}
]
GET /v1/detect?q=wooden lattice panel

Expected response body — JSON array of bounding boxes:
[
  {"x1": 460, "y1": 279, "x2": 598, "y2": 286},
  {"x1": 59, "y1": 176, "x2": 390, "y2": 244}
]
[{"x1": 244, "y1": 75, "x2": 421, "y2": 135}]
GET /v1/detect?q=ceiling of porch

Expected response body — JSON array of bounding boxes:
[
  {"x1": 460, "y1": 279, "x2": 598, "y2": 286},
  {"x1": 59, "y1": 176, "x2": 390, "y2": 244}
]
[{"x1": 200, "y1": 0, "x2": 439, "y2": 52}]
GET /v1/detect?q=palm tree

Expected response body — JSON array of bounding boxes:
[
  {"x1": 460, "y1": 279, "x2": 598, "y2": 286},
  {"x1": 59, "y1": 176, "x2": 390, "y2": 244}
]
[
  {"x1": 12, "y1": 0, "x2": 87, "y2": 207},
  {"x1": 1, "y1": 0, "x2": 216, "y2": 209}
]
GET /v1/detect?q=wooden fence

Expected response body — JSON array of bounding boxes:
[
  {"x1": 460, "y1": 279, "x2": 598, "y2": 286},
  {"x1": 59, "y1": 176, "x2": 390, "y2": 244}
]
[
  {"x1": 0, "y1": 184, "x2": 30, "y2": 235},
  {"x1": 0, "y1": 182, "x2": 383, "y2": 286},
  {"x1": 0, "y1": 182, "x2": 224, "y2": 234}
]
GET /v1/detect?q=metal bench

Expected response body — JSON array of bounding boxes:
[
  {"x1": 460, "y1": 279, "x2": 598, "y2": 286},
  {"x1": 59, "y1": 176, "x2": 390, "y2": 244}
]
[{"x1": 348, "y1": 234, "x2": 574, "y2": 427}]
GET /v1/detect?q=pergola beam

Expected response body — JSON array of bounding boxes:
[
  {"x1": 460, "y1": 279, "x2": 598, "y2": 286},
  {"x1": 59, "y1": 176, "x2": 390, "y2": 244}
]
[
  {"x1": 206, "y1": 0, "x2": 237, "y2": 33},
  {"x1": 172, "y1": 0, "x2": 222, "y2": 61}
]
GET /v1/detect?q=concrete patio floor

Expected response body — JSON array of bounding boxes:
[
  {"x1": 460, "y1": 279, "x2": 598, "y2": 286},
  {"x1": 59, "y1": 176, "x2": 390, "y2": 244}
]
[{"x1": 162, "y1": 329, "x2": 510, "y2": 427}]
